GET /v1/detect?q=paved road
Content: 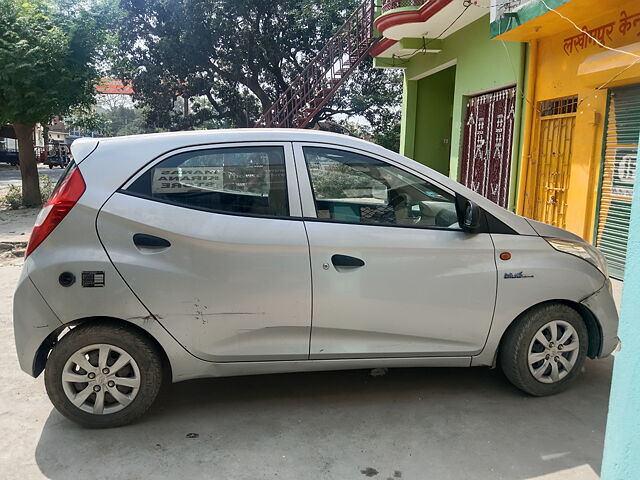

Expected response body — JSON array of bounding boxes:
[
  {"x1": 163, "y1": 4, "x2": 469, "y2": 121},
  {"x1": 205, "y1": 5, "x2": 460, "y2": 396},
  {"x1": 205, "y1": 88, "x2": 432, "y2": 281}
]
[
  {"x1": 0, "y1": 165, "x2": 65, "y2": 190},
  {"x1": 0, "y1": 261, "x2": 614, "y2": 480}
]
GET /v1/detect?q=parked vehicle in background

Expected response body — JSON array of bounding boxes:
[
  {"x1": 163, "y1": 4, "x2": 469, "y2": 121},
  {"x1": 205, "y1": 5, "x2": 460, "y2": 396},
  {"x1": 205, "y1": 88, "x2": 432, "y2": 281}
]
[
  {"x1": 0, "y1": 149, "x2": 19, "y2": 166},
  {"x1": 42, "y1": 142, "x2": 71, "y2": 169},
  {"x1": 13, "y1": 130, "x2": 620, "y2": 428}
]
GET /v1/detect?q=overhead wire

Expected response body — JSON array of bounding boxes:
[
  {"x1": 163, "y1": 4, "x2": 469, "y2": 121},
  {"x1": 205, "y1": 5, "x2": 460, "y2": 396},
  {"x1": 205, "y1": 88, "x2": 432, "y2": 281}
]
[
  {"x1": 534, "y1": 0, "x2": 640, "y2": 110},
  {"x1": 539, "y1": 0, "x2": 640, "y2": 60},
  {"x1": 498, "y1": 14, "x2": 537, "y2": 111},
  {"x1": 478, "y1": 0, "x2": 640, "y2": 112}
]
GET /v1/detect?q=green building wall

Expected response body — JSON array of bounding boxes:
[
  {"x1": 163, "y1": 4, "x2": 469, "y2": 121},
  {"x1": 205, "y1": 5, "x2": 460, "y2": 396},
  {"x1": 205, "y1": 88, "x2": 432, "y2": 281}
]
[
  {"x1": 413, "y1": 66, "x2": 456, "y2": 176},
  {"x1": 398, "y1": 14, "x2": 526, "y2": 210}
]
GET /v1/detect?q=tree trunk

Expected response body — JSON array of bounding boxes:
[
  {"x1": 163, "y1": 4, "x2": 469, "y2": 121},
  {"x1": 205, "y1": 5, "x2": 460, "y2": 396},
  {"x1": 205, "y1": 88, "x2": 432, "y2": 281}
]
[
  {"x1": 244, "y1": 74, "x2": 273, "y2": 112},
  {"x1": 183, "y1": 96, "x2": 189, "y2": 118},
  {"x1": 13, "y1": 123, "x2": 42, "y2": 207},
  {"x1": 43, "y1": 125, "x2": 50, "y2": 150}
]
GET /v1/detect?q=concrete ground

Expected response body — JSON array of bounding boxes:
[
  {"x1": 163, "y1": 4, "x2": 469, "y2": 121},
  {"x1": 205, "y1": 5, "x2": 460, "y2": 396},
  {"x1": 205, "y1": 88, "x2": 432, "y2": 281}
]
[{"x1": 0, "y1": 252, "x2": 621, "y2": 479}]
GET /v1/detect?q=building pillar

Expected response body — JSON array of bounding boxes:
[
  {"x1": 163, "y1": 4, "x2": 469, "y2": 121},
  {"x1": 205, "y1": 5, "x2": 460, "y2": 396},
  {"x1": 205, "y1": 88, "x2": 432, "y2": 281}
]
[
  {"x1": 600, "y1": 132, "x2": 640, "y2": 479},
  {"x1": 400, "y1": 72, "x2": 417, "y2": 159}
]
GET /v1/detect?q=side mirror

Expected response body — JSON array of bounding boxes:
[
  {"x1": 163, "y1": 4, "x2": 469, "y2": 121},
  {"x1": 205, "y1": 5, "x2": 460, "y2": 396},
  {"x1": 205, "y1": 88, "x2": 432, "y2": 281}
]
[{"x1": 456, "y1": 195, "x2": 482, "y2": 233}]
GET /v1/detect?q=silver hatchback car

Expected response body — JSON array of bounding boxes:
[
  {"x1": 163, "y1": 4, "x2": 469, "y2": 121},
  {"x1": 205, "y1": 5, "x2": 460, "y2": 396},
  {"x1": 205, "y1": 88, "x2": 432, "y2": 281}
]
[{"x1": 14, "y1": 130, "x2": 619, "y2": 428}]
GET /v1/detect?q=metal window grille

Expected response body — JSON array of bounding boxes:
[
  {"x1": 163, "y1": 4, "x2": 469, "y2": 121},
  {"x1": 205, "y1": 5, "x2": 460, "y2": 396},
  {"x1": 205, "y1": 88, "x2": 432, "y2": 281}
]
[{"x1": 539, "y1": 95, "x2": 578, "y2": 117}]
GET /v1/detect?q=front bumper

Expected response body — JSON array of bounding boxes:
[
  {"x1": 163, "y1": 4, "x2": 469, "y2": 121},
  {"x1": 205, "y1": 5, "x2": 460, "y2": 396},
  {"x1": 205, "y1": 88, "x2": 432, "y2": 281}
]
[
  {"x1": 581, "y1": 281, "x2": 620, "y2": 358},
  {"x1": 13, "y1": 271, "x2": 62, "y2": 376}
]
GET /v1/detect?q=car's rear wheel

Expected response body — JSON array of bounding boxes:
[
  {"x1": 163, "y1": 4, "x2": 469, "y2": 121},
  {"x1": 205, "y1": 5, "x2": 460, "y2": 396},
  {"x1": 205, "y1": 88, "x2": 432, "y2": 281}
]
[
  {"x1": 500, "y1": 303, "x2": 588, "y2": 396},
  {"x1": 44, "y1": 323, "x2": 163, "y2": 428}
]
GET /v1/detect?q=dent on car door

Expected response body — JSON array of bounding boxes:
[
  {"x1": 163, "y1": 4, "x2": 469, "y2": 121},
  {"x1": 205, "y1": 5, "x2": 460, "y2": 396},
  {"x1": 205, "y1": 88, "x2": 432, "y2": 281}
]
[
  {"x1": 294, "y1": 144, "x2": 498, "y2": 359},
  {"x1": 97, "y1": 143, "x2": 313, "y2": 362}
]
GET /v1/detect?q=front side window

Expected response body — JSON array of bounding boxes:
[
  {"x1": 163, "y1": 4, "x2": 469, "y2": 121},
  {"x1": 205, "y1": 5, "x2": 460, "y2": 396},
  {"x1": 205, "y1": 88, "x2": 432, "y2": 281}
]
[
  {"x1": 126, "y1": 146, "x2": 289, "y2": 217},
  {"x1": 304, "y1": 147, "x2": 459, "y2": 229}
]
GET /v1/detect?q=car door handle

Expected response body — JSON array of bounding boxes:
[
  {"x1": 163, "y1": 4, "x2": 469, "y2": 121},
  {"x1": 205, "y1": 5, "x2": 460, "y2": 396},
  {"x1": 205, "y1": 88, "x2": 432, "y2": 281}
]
[
  {"x1": 133, "y1": 233, "x2": 171, "y2": 249},
  {"x1": 331, "y1": 254, "x2": 365, "y2": 268}
]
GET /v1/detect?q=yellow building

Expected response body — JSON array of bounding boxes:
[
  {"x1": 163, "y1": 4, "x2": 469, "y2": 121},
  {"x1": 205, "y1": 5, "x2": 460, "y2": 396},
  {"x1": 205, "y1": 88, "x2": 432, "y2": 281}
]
[{"x1": 493, "y1": 0, "x2": 640, "y2": 278}]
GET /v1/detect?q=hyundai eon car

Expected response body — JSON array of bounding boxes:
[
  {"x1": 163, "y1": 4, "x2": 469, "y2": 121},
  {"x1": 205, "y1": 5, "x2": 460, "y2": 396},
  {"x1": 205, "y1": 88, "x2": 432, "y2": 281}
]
[{"x1": 13, "y1": 130, "x2": 619, "y2": 428}]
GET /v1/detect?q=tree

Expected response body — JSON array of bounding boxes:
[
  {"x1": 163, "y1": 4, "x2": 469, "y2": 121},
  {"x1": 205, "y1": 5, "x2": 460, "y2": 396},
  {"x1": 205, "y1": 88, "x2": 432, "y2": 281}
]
[
  {"x1": 67, "y1": 107, "x2": 112, "y2": 137},
  {"x1": 318, "y1": 59, "x2": 402, "y2": 151},
  {"x1": 117, "y1": 0, "x2": 401, "y2": 141},
  {"x1": 68, "y1": 104, "x2": 150, "y2": 137},
  {"x1": 103, "y1": 106, "x2": 147, "y2": 136},
  {"x1": 0, "y1": 0, "x2": 114, "y2": 206}
]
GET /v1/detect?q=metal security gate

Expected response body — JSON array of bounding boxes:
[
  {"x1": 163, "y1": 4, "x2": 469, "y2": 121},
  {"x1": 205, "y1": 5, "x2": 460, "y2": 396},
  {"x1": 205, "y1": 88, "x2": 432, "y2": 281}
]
[
  {"x1": 528, "y1": 96, "x2": 577, "y2": 229},
  {"x1": 460, "y1": 87, "x2": 516, "y2": 208},
  {"x1": 596, "y1": 84, "x2": 640, "y2": 279}
]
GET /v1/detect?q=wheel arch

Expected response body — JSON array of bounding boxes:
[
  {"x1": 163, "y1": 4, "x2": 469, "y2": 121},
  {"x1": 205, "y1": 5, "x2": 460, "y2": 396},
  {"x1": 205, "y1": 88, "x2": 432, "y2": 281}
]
[
  {"x1": 32, "y1": 316, "x2": 173, "y2": 381},
  {"x1": 494, "y1": 299, "x2": 602, "y2": 367}
]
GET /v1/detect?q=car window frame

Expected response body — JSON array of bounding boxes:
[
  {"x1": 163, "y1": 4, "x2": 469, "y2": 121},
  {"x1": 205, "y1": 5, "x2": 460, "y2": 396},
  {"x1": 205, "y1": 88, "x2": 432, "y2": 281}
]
[
  {"x1": 292, "y1": 142, "x2": 462, "y2": 231},
  {"x1": 119, "y1": 141, "x2": 303, "y2": 220}
]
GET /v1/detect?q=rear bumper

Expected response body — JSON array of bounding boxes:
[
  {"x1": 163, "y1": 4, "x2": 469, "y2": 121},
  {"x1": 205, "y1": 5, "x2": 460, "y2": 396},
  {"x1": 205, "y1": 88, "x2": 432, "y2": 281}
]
[
  {"x1": 581, "y1": 281, "x2": 620, "y2": 358},
  {"x1": 13, "y1": 270, "x2": 62, "y2": 377}
]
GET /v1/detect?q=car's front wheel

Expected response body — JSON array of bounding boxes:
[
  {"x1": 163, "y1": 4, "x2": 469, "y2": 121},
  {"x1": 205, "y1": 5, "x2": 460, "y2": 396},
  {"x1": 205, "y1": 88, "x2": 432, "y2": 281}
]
[
  {"x1": 44, "y1": 322, "x2": 163, "y2": 428},
  {"x1": 500, "y1": 303, "x2": 588, "y2": 396}
]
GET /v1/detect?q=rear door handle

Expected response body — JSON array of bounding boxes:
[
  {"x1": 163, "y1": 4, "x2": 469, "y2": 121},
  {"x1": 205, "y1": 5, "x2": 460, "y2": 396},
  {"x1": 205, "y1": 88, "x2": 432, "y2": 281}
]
[
  {"x1": 133, "y1": 233, "x2": 171, "y2": 250},
  {"x1": 331, "y1": 254, "x2": 365, "y2": 268}
]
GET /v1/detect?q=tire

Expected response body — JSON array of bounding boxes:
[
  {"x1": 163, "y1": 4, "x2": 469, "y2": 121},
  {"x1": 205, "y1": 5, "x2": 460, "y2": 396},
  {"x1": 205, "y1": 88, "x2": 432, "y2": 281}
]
[
  {"x1": 500, "y1": 303, "x2": 588, "y2": 396},
  {"x1": 44, "y1": 322, "x2": 163, "y2": 428},
  {"x1": 49, "y1": 164, "x2": 53, "y2": 169}
]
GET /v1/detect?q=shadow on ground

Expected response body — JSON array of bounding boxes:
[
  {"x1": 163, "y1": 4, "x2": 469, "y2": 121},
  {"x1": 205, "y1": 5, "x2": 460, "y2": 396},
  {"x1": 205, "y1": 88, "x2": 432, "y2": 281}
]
[{"x1": 34, "y1": 360, "x2": 612, "y2": 480}]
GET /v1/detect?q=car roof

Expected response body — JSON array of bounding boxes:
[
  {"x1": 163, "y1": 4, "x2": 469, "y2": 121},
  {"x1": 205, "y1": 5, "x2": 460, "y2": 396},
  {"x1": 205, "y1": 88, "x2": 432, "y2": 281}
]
[
  {"x1": 92, "y1": 128, "x2": 381, "y2": 151},
  {"x1": 71, "y1": 129, "x2": 393, "y2": 171}
]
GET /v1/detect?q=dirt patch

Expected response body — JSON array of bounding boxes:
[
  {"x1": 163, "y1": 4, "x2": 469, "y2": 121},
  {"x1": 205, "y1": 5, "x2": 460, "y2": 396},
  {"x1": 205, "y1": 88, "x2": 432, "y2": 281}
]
[
  {"x1": 0, "y1": 208, "x2": 38, "y2": 243},
  {"x1": 0, "y1": 243, "x2": 25, "y2": 266}
]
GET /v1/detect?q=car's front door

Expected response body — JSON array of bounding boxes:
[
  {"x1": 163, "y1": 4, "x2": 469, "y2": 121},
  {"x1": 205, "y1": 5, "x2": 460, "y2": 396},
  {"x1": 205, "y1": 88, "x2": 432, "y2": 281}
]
[
  {"x1": 295, "y1": 144, "x2": 497, "y2": 359},
  {"x1": 97, "y1": 143, "x2": 312, "y2": 362}
]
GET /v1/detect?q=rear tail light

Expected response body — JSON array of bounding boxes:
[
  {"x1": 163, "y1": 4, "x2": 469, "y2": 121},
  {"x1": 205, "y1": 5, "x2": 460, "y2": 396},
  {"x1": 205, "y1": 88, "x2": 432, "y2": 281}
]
[{"x1": 25, "y1": 166, "x2": 86, "y2": 258}]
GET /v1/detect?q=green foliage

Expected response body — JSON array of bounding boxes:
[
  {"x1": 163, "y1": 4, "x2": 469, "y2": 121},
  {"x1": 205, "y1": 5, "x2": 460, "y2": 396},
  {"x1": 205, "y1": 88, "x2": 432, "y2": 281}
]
[
  {"x1": 39, "y1": 174, "x2": 56, "y2": 201},
  {"x1": 0, "y1": 0, "x2": 117, "y2": 125},
  {"x1": 1, "y1": 184, "x2": 24, "y2": 210},
  {"x1": 1, "y1": 175, "x2": 56, "y2": 209},
  {"x1": 0, "y1": 0, "x2": 66, "y2": 124},
  {"x1": 372, "y1": 121, "x2": 401, "y2": 153},
  {"x1": 116, "y1": 0, "x2": 402, "y2": 144},
  {"x1": 103, "y1": 106, "x2": 148, "y2": 136},
  {"x1": 67, "y1": 105, "x2": 154, "y2": 137},
  {"x1": 326, "y1": 58, "x2": 402, "y2": 152},
  {"x1": 67, "y1": 107, "x2": 112, "y2": 136},
  {"x1": 1, "y1": 0, "x2": 117, "y2": 207}
]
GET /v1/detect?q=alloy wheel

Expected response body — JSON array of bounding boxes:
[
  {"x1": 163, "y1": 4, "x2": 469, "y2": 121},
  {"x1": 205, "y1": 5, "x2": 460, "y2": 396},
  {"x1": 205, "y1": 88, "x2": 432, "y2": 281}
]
[
  {"x1": 61, "y1": 343, "x2": 141, "y2": 415},
  {"x1": 527, "y1": 320, "x2": 580, "y2": 384}
]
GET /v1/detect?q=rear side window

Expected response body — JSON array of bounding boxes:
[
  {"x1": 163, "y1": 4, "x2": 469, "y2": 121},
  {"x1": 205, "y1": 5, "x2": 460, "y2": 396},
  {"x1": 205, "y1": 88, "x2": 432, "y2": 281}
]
[{"x1": 126, "y1": 146, "x2": 289, "y2": 217}]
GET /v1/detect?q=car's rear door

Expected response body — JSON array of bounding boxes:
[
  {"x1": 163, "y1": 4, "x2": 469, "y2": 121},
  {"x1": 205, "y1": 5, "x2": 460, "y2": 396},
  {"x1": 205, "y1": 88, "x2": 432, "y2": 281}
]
[
  {"x1": 97, "y1": 142, "x2": 312, "y2": 362},
  {"x1": 294, "y1": 143, "x2": 497, "y2": 359}
]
